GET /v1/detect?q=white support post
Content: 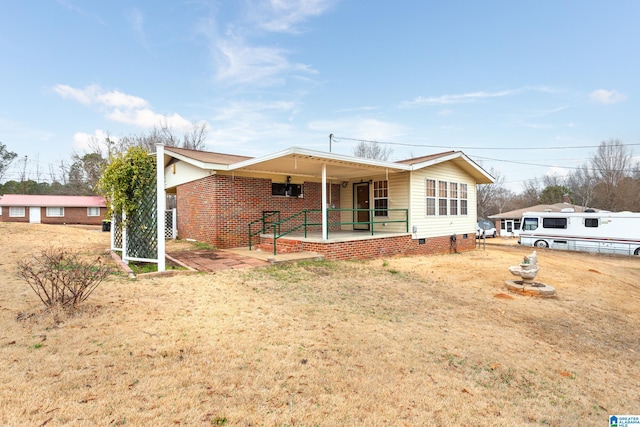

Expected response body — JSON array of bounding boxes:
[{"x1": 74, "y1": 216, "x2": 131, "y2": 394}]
[
  {"x1": 322, "y1": 163, "x2": 328, "y2": 240},
  {"x1": 122, "y1": 210, "x2": 128, "y2": 264},
  {"x1": 156, "y1": 143, "x2": 166, "y2": 272},
  {"x1": 110, "y1": 212, "x2": 115, "y2": 251},
  {"x1": 172, "y1": 207, "x2": 177, "y2": 239}
]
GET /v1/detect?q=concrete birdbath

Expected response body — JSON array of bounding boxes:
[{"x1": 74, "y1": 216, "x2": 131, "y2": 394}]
[{"x1": 505, "y1": 251, "x2": 556, "y2": 297}]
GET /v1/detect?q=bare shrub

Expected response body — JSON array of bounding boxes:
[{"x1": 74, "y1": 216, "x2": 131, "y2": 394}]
[{"x1": 16, "y1": 247, "x2": 112, "y2": 309}]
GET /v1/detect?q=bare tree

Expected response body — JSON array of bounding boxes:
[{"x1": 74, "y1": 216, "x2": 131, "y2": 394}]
[
  {"x1": 182, "y1": 121, "x2": 208, "y2": 150},
  {"x1": 476, "y1": 167, "x2": 507, "y2": 218},
  {"x1": 115, "y1": 120, "x2": 208, "y2": 153},
  {"x1": 492, "y1": 186, "x2": 516, "y2": 214},
  {"x1": 541, "y1": 173, "x2": 567, "y2": 188},
  {"x1": 0, "y1": 141, "x2": 18, "y2": 182},
  {"x1": 591, "y1": 139, "x2": 636, "y2": 210},
  {"x1": 566, "y1": 164, "x2": 597, "y2": 208},
  {"x1": 518, "y1": 178, "x2": 541, "y2": 207},
  {"x1": 353, "y1": 141, "x2": 393, "y2": 161}
]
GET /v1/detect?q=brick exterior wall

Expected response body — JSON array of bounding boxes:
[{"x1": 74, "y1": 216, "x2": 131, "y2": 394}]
[
  {"x1": 0, "y1": 207, "x2": 106, "y2": 225},
  {"x1": 259, "y1": 233, "x2": 475, "y2": 260},
  {"x1": 176, "y1": 174, "x2": 475, "y2": 259},
  {"x1": 176, "y1": 175, "x2": 341, "y2": 248},
  {"x1": 0, "y1": 210, "x2": 29, "y2": 223}
]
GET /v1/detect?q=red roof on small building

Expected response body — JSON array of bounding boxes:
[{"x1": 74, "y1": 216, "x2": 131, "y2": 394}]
[{"x1": 0, "y1": 194, "x2": 106, "y2": 207}]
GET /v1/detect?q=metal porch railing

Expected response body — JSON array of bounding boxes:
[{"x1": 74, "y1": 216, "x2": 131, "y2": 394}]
[{"x1": 248, "y1": 208, "x2": 409, "y2": 255}]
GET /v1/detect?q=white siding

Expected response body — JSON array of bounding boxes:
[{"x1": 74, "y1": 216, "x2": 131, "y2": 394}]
[
  {"x1": 339, "y1": 182, "x2": 352, "y2": 230},
  {"x1": 385, "y1": 172, "x2": 410, "y2": 232},
  {"x1": 164, "y1": 161, "x2": 210, "y2": 189},
  {"x1": 338, "y1": 172, "x2": 410, "y2": 232},
  {"x1": 409, "y1": 163, "x2": 477, "y2": 239}
]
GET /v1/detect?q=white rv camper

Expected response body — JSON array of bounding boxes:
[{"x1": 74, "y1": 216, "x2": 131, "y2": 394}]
[{"x1": 518, "y1": 210, "x2": 640, "y2": 256}]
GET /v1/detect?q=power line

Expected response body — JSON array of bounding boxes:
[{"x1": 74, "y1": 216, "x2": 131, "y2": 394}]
[
  {"x1": 469, "y1": 155, "x2": 639, "y2": 174},
  {"x1": 332, "y1": 135, "x2": 640, "y2": 151},
  {"x1": 468, "y1": 155, "x2": 584, "y2": 170}
]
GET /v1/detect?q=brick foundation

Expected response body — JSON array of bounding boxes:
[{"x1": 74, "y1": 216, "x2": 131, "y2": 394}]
[{"x1": 258, "y1": 233, "x2": 475, "y2": 260}]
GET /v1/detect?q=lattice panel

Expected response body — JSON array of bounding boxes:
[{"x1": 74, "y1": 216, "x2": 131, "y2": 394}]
[
  {"x1": 164, "y1": 209, "x2": 176, "y2": 239},
  {"x1": 126, "y1": 178, "x2": 158, "y2": 260},
  {"x1": 112, "y1": 213, "x2": 123, "y2": 251}
]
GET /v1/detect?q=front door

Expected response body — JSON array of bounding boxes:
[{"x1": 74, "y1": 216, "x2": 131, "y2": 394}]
[
  {"x1": 505, "y1": 220, "x2": 513, "y2": 233},
  {"x1": 353, "y1": 182, "x2": 370, "y2": 230},
  {"x1": 29, "y1": 206, "x2": 41, "y2": 224}
]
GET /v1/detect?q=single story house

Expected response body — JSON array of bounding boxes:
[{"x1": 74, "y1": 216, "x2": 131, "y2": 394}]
[
  {"x1": 0, "y1": 194, "x2": 107, "y2": 225},
  {"x1": 157, "y1": 145, "x2": 494, "y2": 261},
  {"x1": 488, "y1": 196, "x2": 600, "y2": 237}
]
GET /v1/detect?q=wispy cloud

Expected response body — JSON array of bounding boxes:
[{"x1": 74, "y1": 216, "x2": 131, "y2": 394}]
[
  {"x1": 200, "y1": 1, "x2": 331, "y2": 87},
  {"x1": 214, "y1": 35, "x2": 316, "y2": 86},
  {"x1": 52, "y1": 84, "x2": 191, "y2": 129},
  {"x1": 254, "y1": 0, "x2": 335, "y2": 33},
  {"x1": 334, "y1": 106, "x2": 379, "y2": 113},
  {"x1": 401, "y1": 89, "x2": 522, "y2": 107},
  {"x1": 545, "y1": 166, "x2": 571, "y2": 178},
  {"x1": 207, "y1": 100, "x2": 299, "y2": 149},
  {"x1": 73, "y1": 129, "x2": 116, "y2": 151},
  {"x1": 126, "y1": 8, "x2": 149, "y2": 49},
  {"x1": 56, "y1": 0, "x2": 106, "y2": 25},
  {"x1": 589, "y1": 89, "x2": 627, "y2": 105}
]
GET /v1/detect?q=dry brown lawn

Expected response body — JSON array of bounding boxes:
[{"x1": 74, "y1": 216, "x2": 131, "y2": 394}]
[{"x1": 0, "y1": 222, "x2": 638, "y2": 426}]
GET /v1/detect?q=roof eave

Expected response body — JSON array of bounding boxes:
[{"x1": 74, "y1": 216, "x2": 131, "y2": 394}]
[
  {"x1": 409, "y1": 151, "x2": 494, "y2": 184},
  {"x1": 228, "y1": 147, "x2": 411, "y2": 172},
  {"x1": 163, "y1": 148, "x2": 232, "y2": 171}
]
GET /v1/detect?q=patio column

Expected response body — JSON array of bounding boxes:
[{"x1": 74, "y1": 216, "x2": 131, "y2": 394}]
[
  {"x1": 156, "y1": 143, "x2": 166, "y2": 272},
  {"x1": 322, "y1": 162, "x2": 328, "y2": 240}
]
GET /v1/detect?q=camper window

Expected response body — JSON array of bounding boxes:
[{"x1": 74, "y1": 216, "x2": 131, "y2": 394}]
[
  {"x1": 542, "y1": 217, "x2": 567, "y2": 229},
  {"x1": 522, "y1": 217, "x2": 538, "y2": 231},
  {"x1": 584, "y1": 218, "x2": 599, "y2": 228}
]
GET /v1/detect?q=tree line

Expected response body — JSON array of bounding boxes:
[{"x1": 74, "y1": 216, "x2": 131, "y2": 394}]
[
  {"x1": 477, "y1": 139, "x2": 640, "y2": 217},
  {"x1": 0, "y1": 121, "x2": 207, "y2": 196},
  {"x1": 2, "y1": 131, "x2": 638, "y2": 216}
]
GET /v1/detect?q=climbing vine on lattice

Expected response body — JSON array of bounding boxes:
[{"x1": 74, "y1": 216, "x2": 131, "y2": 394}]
[
  {"x1": 97, "y1": 146, "x2": 156, "y2": 221},
  {"x1": 126, "y1": 175, "x2": 158, "y2": 260},
  {"x1": 98, "y1": 146, "x2": 158, "y2": 261}
]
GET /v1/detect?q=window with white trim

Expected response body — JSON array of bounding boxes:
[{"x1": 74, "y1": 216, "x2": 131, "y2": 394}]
[
  {"x1": 459, "y1": 183, "x2": 468, "y2": 215},
  {"x1": 9, "y1": 207, "x2": 25, "y2": 217},
  {"x1": 449, "y1": 182, "x2": 458, "y2": 215},
  {"x1": 438, "y1": 181, "x2": 448, "y2": 216},
  {"x1": 46, "y1": 207, "x2": 64, "y2": 217},
  {"x1": 373, "y1": 180, "x2": 388, "y2": 217},
  {"x1": 87, "y1": 207, "x2": 100, "y2": 217},
  {"x1": 426, "y1": 179, "x2": 436, "y2": 216}
]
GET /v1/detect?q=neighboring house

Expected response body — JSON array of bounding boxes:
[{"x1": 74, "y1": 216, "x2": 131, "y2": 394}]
[
  {"x1": 0, "y1": 194, "x2": 106, "y2": 225},
  {"x1": 158, "y1": 146, "x2": 494, "y2": 261},
  {"x1": 488, "y1": 196, "x2": 600, "y2": 237}
]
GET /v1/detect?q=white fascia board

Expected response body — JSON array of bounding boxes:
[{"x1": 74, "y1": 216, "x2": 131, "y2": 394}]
[
  {"x1": 228, "y1": 146, "x2": 410, "y2": 171},
  {"x1": 163, "y1": 149, "x2": 231, "y2": 171},
  {"x1": 408, "y1": 151, "x2": 464, "y2": 169},
  {"x1": 410, "y1": 152, "x2": 494, "y2": 183}
]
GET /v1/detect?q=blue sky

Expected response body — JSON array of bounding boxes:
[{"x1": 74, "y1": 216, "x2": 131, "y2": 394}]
[{"x1": 1, "y1": 0, "x2": 639, "y2": 191}]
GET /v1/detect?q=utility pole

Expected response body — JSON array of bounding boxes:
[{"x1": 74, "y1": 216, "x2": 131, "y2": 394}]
[{"x1": 329, "y1": 133, "x2": 333, "y2": 153}]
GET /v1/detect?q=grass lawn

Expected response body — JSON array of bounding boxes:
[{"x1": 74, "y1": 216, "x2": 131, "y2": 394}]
[{"x1": 0, "y1": 222, "x2": 638, "y2": 426}]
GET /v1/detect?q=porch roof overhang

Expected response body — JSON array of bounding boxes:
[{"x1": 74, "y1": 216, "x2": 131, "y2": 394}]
[
  {"x1": 227, "y1": 147, "x2": 410, "y2": 180},
  {"x1": 162, "y1": 146, "x2": 495, "y2": 183}
]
